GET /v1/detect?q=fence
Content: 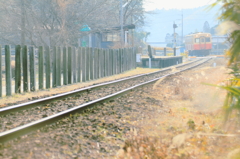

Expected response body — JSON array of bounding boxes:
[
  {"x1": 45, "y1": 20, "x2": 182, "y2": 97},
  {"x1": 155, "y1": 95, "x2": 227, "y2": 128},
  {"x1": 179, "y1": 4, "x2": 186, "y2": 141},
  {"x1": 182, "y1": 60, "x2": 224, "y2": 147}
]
[{"x1": 0, "y1": 45, "x2": 137, "y2": 97}]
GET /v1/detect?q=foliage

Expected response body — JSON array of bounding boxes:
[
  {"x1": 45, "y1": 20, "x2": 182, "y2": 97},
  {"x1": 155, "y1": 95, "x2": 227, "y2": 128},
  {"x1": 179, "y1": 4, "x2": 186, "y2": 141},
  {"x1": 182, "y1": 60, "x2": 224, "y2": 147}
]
[
  {"x1": 166, "y1": 43, "x2": 173, "y2": 47},
  {"x1": 212, "y1": 0, "x2": 240, "y2": 120},
  {"x1": 132, "y1": 31, "x2": 149, "y2": 47},
  {"x1": 187, "y1": 119, "x2": 195, "y2": 130},
  {"x1": 0, "y1": 0, "x2": 145, "y2": 46},
  {"x1": 203, "y1": 21, "x2": 211, "y2": 33}
]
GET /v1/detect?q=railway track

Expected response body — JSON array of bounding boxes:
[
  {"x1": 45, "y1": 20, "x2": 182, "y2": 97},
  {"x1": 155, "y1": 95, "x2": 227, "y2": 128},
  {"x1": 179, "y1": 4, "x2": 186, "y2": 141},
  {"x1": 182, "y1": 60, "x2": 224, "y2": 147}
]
[{"x1": 0, "y1": 58, "x2": 211, "y2": 143}]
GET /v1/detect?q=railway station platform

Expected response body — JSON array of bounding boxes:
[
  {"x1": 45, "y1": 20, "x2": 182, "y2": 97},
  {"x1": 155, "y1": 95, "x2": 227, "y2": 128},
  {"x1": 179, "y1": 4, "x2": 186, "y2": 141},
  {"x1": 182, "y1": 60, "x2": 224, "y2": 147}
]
[{"x1": 140, "y1": 55, "x2": 183, "y2": 68}]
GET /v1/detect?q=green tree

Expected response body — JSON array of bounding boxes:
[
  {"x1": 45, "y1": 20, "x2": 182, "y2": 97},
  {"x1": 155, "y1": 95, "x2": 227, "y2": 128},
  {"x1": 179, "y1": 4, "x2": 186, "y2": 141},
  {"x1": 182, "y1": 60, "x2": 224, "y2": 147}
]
[
  {"x1": 212, "y1": 0, "x2": 240, "y2": 121},
  {"x1": 203, "y1": 21, "x2": 211, "y2": 33}
]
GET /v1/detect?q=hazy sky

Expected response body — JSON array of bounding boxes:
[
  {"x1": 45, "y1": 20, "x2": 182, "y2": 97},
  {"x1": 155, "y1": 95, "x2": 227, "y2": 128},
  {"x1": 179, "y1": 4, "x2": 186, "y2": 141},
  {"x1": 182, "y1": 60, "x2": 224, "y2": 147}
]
[{"x1": 144, "y1": 0, "x2": 217, "y2": 10}]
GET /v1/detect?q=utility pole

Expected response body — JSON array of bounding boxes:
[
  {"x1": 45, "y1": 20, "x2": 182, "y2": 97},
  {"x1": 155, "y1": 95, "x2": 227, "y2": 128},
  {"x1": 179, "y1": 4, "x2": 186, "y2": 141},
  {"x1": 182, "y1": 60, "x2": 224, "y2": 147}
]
[
  {"x1": 120, "y1": 0, "x2": 130, "y2": 47},
  {"x1": 182, "y1": 10, "x2": 183, "y2": 45},
  {"x1": 173, "y1": 21, "x2": 178, "y2": 56},
  {"x1": 131, "y1": 14, "x2": 134, "y2": 47},
  {"x1": 173, "y1": 21, "x2": 177, "y2": 48}
]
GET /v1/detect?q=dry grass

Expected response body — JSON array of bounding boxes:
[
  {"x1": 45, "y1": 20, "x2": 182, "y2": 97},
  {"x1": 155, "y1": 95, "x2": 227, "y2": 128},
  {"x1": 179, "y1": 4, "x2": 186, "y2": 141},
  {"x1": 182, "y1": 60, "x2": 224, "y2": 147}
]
[
  {"x1": 0, "y1": 67, "x2": 160, "y2": 107},
  {"x1": 116, "y1": 59, "x2": 240, "y2": 159}
]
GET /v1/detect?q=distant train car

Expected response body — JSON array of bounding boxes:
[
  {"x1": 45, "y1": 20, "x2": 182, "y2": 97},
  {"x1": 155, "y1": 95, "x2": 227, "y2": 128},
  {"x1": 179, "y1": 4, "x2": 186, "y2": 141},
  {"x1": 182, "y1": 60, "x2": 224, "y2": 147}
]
[{"x1": 185, "y1": 33, "x2": 212, "y2": 56}]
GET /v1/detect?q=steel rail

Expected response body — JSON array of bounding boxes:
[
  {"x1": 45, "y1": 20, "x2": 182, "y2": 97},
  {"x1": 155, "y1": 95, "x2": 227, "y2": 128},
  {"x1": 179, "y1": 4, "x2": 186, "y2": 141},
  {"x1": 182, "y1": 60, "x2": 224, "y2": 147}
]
[
  {"x1": 0, "y1": 58, "x2": 211, "y2": 143},
  {"x1": 0, "y1": 58, "x2": 202, "y2": 116}
]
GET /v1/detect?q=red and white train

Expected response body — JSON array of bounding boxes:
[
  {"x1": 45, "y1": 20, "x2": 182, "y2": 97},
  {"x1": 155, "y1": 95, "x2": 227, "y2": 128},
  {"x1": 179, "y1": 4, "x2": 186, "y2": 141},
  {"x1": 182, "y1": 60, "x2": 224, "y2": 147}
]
[{"x1": 185, "y1": 33, "x2": 212, "y2": 56}]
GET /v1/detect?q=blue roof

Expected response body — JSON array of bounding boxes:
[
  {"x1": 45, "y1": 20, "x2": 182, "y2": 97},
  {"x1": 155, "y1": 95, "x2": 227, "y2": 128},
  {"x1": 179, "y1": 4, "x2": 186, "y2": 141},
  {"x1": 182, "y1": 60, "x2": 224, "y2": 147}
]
[{"x1": 80, "y1": 25, "x2": 91, "y2": 32}]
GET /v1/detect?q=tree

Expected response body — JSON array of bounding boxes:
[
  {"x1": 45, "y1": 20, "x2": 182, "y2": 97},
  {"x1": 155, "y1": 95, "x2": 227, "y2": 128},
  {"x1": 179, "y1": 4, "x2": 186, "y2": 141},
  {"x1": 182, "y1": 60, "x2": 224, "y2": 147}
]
[
  {"x1": 210, "y1": 25, "x2": 218, "y2": 35},
  {"x1": 203, "y1": 21, "x2": 211, "y2": 33},
  {"x1": 123, "y1": 0, "x2": 145, "y2": 27},
  {"x1": 132, "y1": 31, "x2": 149, "y2": 46},
  {"x1": 0, "y1": 0, "x2": 146, "y2": 47},
  {"x1": 212, "y1": 0, "x2": 240, "y2": 121}
]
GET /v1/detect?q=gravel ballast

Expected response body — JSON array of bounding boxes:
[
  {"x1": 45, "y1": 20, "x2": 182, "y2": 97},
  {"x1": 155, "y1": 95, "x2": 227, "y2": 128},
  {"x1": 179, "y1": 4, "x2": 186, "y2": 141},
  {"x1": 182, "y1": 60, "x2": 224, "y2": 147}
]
[{"x1": 0, "y1": 59, "x2": 205, "y2": 132}]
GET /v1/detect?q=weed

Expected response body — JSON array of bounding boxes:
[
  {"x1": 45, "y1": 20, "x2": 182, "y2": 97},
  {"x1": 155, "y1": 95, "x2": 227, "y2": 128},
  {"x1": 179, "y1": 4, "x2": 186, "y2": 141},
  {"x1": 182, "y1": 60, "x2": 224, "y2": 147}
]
[{"x1": 187, "y1": 119, "x2": 195, "y2": 130}]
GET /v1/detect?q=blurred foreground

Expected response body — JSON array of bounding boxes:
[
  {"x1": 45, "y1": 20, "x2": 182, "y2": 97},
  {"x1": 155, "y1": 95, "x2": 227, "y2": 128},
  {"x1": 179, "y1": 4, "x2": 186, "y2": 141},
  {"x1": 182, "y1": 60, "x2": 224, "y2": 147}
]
[{"x1": 116, "y1": 58, "x2": 240, "y2": 159}]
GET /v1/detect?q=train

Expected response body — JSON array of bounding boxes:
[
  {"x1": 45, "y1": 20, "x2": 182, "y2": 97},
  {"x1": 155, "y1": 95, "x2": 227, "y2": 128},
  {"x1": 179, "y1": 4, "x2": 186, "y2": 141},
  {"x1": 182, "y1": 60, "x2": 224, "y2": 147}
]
[{"x1": 185, "y1": 32, "x2": 212, "y2": 56}]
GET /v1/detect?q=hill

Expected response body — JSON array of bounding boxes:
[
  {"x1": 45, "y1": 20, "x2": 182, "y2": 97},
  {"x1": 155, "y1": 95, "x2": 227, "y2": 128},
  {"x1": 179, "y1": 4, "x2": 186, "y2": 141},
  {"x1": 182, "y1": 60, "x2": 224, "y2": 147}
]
[{"x1": 144, "y1": 5, "x2": 221, "y2": 43}]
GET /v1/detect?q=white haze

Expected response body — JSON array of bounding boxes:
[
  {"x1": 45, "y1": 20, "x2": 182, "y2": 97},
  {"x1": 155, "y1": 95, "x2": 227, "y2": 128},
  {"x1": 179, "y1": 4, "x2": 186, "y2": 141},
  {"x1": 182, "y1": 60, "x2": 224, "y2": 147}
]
[{"x1": 144, "y1": 0, "x2": 217, "y2": 10}]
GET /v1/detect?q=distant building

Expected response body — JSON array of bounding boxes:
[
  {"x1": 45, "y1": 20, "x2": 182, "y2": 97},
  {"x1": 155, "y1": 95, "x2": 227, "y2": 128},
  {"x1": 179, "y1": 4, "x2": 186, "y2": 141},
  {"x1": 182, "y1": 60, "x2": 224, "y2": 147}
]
[
  {"x1": 165, "y1": 33, "x2": 172, "y2": 43},
  {"x1": 78, "y1": 24, "x2": 135, "y2": 48},
  {"x1": 165, "y1": 33, "x2": 182, "y2": 47},
  {"x1": 211, "y1": 35, "x2": 230, "y2": 55}
]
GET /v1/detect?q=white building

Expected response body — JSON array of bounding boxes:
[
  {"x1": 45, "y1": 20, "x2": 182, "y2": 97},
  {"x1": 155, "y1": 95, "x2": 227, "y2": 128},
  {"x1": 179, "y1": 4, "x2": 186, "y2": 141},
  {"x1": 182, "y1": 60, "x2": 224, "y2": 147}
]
[
  {"x1": 165, "y1": 33, "x2": 182, "y2": 46},
  {"x1": 211, "y1": 35, "x2": 230, "y2": 55}
]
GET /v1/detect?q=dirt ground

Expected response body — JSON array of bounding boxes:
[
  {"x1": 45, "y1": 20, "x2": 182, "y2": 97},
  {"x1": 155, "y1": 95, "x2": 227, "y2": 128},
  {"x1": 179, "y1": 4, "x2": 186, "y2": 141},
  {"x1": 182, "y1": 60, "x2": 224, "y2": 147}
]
[
  {"x1": 2, "y1": 58, "x2": 240, "y2": 159},
  {"x1": 116, "y1": 58, "x2": 240, "y2": 159}
]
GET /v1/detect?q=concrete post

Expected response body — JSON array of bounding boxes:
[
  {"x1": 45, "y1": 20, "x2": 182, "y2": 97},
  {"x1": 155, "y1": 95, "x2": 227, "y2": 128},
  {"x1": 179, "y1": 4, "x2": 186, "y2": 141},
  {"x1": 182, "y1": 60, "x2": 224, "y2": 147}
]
[
  {"x1": 5, "y1": 45, "x2": 12, "y2": 96},
  {"x1": 68, "y1": 47, "x2": 72, "y2": 84},
  {"x1": 81, "y1": 47, "x2": 86, "y2": 82},
  {"x1": 52, "y1": 46, "x2": 57, "y2": 87},
  {"x1": 0, "y1": 46, "x2": 2, "y2": 97},
  {"x1": 45, "y1": 46, "x2": 51, "y2": 89},
  {"x1": 38, "y1": 46, "x2": 44, "y2": 90},
  {"x1": 15, "y1": 45, "x2": 21, "y2": 93},
  {"x1": 56, "y1": 47, "x2": 61, "y2": 86},
  {"x1": 29, "y1": 46, "x2": 36, "y2": 91},
  {"x1": 22, "y1": 45, "x2": 29, "y2": 92},
  {"x1": 63, "y1": 47, "x2": 68, "y2": 85},
  {"x1": 77, "y1": 47, "x2": 81, "y2": 83}
]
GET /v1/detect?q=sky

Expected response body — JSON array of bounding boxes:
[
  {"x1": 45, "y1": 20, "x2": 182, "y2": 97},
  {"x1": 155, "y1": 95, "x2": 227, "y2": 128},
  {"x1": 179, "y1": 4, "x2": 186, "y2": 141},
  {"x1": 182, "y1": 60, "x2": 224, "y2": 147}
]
[
  {"x1": 143, "y1": 0, "x2": 220, "y2": 43},
  {"x1": 144, "y1": 0, "x2": 217, "y2": 10}
]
